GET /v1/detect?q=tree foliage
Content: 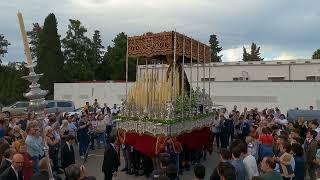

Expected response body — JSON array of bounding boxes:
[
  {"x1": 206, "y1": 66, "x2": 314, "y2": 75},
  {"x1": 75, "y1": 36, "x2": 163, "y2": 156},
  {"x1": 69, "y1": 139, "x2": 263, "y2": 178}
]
[
  {"x1": 37, "y1": 13, "x2": 65, "y2": 99},
  {"x1": 243, "y1": 42, "x2": 264, "y2": 61},
  {"x1": 209, "y1": 34, "x2": 222, "y2": 62},
  {"x1": 312, "y1": 49, "x2": 320, "y2": 59},
  {"x1": 97, "y1": 32, "x2": 136, "y2": 81},
  {"x1": 0, "y1": 34, "x2": 10, "y2": 64},
  {"x1": 0, "y1": 64, "x2": 28, "y2": 105},
  {"x1": 62, "y1": 19, "x2": 95, "y2": 81},
  {"x1": 27, "y1": 23, "x2": 42, "y2": 59}
]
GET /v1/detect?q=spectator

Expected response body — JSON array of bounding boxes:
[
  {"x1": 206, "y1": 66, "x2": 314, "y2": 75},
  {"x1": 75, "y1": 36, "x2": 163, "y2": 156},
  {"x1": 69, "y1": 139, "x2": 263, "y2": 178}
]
[
  {"x1": 212, "y1": 115, "x2": 221, "y2": 149},
  {"x1": 65, "y1": 164, "x2": 95, "y2": 180},
  {"x1": 102, "y1": 135, "x2": 120, "y2": 180},
  {"x1": 291, "y1": 143, "x2": 305, "y2": 180},
  {"x1": 45, "y1": 127, "x2": 62, "y2": 174},
  {"x1": 18, "y1": 142, "x2": 33, "y2": 180},
  {"x1": 25, "y1": 122, "x2": 43, "y2": 173},
  {"x1": 305, "y1": 130, "x2": 318, "y2": 180},
  {"x1": 194, "y1": 163, "x2": 205, "y2": 180},
  {"x1": 230, "y1": 146, "x2": 246, "y2": 180},
  {"x1": 210, "y1": 148, "x2": 231, "y2": 180},
  {"x1": 95, "y1": 114, "x2": 105, "y2": 148},
  {"x1": 260, "y1": 157, "x2": 282, "y2": 180},
  {"x1": 60, "y1": 120, "x2": 70, "y2": 147},
  {"x1": 62, "y1": 135, "x2": 76, "y2": 170},
  {"x1": 0, "y1": 153, "x2": 24, "y2": 180},
  {"x1": 104, "y1": 107, "x2": 112, "y2": 143},
  {"x1": 239, "y1": 143, "x2": 259, "y2": 180},
  {"x1": 0, "y1": 127, "x2": 10, "y2": 161},
  {"x1": 78, "y1": 115, "x2": 90, "y2": 158},
  {"x1": 17, "y1": 113, "x2": 28, "y2": 131},
  {"x1": 276, "y1": 142, "x2": 294, "y2": 179},
  {"x1": 30, "y1": 157, "x2": 58, "y2": 180},
  {"x1": 217, "y1": 162, "x2": 236, "y2": 180},
  {"x1": 166, "y1": 163, "x2": 178, "y2": 180},
  {"x1": 0, "y1": 148, "x2": 16, "y2": 174},
  {"x1": 111, "y1": 104, "x2": 119, "y2": 116}
]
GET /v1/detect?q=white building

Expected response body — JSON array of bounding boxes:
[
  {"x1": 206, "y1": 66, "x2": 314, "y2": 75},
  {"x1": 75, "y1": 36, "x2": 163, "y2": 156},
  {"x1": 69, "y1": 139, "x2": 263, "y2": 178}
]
[{"x1": 54, "y1": 59, "x2": 320, "y2": 112}]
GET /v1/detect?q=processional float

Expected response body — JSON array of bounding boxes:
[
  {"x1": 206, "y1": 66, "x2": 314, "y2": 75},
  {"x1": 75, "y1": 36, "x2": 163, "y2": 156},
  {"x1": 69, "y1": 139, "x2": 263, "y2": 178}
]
[{"x1": 117, "y1": 31, "x2": 214, "y2": 156}]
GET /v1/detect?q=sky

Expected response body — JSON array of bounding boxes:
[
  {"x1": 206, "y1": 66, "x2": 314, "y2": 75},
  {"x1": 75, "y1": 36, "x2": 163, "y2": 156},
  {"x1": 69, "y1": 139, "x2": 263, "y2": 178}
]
[{"x1": 0, "y1": 0, "x2": 319, "y2": 63}]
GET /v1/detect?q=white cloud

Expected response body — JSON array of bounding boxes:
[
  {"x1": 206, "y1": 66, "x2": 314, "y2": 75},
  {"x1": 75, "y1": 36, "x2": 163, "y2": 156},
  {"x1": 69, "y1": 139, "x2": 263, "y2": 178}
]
[{"x1": 221, "y1": 47, "x2": 243, "y2": 62}]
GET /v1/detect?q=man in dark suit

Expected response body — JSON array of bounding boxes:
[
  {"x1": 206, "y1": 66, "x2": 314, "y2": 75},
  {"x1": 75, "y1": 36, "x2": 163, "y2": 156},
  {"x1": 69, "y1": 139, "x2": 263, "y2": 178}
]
[
  {"x1": 30, "y1": 157, "x2": 62, "y2": 180},
  {"x1": 102, "y1": 135, "x2": 120, "y2": 180},
  {"x1": 0, "y1": 153, "x2": 24, "y2": 180},
  {"x1": 62, "y1": 135, "x2": 76, "y2": 170},
  {"x1": 0, "y1": 148, "x2": 16, "y2": 174},
  {"x1": 305, "y1": 130, "x2": 318, "y2": 180}
]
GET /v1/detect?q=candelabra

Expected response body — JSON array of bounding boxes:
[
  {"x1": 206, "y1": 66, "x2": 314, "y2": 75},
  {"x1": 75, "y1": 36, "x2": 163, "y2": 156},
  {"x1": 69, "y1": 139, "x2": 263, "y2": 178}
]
[{"x1": 22, "y1": 62, "x2": 54, "y2": 180}]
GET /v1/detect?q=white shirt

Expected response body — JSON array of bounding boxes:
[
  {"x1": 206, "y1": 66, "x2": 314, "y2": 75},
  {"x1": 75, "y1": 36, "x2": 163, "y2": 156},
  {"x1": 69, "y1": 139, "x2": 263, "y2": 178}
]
[
  {"x1": 66, "y1": 142, "x2": 71, "y2": 151},
  {"x1": 111, "y1": 108, "x2": 119, "y2": 115},
  {"x1": 274, "y1": 118, "x2": 288, "y2": 126},
  {"x1": 243, "y1": 154, "x2": 259, "y2": 180}
]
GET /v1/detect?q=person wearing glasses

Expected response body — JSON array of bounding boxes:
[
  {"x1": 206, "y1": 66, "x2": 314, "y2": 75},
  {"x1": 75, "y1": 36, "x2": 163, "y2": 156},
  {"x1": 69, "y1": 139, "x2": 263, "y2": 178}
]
[{"x1": 25, "y1": 122, "x2": 43, "y2": 173}]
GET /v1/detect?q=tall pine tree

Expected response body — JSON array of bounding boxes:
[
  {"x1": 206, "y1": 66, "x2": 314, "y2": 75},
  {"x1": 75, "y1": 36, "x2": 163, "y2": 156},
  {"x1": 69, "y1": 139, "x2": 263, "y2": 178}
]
[
  {"x1": 99, "y1": 32, "x2": 136, "y2": 81},
  {"x1": 27, "y1": 23, "x2": 42, "y2": 59},
  {"x1": 312, "y1": 49, "x2": 320, "y2": 59},
  {"x1": 0, "y1": 34, "x2": 10, "y2": 64},
  {"x1": 37, "y1": 13, "x2": 65, "y2": 99},
  {"x1": 243, "y1": 42, "x2": 264, "y2": 61},
  {"x1": 209, "y1": 34, "x2": 222, "y2": 62},
  {"x1": 62, "y1": 19, "x2": 94, "y2": 81}
]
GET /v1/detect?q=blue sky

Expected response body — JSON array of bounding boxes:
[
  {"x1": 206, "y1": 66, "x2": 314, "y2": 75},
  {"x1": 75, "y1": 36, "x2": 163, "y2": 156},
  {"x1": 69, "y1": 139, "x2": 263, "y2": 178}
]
[{"x1": 0, "y1": 0, "x2": 319, "y2": 63}]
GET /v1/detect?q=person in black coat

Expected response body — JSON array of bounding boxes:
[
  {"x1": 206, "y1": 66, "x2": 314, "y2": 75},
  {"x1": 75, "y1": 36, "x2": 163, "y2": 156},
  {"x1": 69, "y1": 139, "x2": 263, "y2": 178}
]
[
  {"x1": 0, "y1": 148, "x2": 16, "y2": 174},
  {"x1": 62, "y1": 135, "x2": 76, "y2": 170},
  {"x1": 238, "y1": 116, "x2": 250, "y2": 142},
  {"x1": 0, "y1": 153, "x2": 24, "y2": 180},
  {"x1": 30, "y1": 157, "x2": 62, "y2": 180},
  {"x1": 102, "y1": 135, "x2": 120, "y2": 180}
]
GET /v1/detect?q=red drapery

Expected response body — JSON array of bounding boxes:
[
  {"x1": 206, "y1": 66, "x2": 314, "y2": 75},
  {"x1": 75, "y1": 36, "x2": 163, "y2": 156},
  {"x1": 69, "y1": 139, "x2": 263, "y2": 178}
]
[{"x1": 119, "y1": 127, "x2": 211, "y2": 156}]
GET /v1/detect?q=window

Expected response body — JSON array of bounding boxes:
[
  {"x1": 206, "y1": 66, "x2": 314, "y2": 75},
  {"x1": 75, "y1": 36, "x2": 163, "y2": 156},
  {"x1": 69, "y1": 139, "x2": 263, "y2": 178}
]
[
  {"x1": 57, "y1": 101, "x2": 72, "y2": 108},
  {"x1": 15, "y1": 102, "x2": 28, "y2": 108},
  {"x1": 306, "y1": 76, "x2": 320, "y2": 81},
  {"x1": 46, "y1": 102, "x2": 55, "y2": 108},
  {"x1": 233, "y1": 77, "x2": 248, "y2": 81},
  {"x1": 268, "y1": 77, "x2": 285, "y2": 81},
  {"x1": 201, "y1": 78, "x2": 215, "y2": 82}
]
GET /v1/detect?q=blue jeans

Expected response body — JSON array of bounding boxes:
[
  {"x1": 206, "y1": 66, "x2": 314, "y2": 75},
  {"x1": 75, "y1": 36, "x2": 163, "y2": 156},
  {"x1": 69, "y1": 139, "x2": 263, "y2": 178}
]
[
  {"x1": 170, "y1": 153, "x2": 180, "y2": 172},
  {"x1": 31, "y1": 155, "x2": 39, "y2": 173},
  {"x1": 79, "y1": 136, "x2": 89, "y2": 156},
  {"x1": 96, "y1": 132, "x2": 106, "y2": 148}
]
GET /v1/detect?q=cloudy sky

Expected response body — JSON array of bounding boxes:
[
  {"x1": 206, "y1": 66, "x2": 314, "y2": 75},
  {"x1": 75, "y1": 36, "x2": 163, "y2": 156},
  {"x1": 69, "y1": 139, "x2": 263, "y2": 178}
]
[{"x1": 1, "y1": 0, "x2": 319, "y2": 63}]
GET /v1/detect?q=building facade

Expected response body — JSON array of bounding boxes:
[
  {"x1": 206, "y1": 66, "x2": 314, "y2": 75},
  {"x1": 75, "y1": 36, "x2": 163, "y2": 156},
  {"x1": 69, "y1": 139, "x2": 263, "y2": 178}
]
[{"x1": 54, "y1": 59, "x2": 320, "y2": 112}]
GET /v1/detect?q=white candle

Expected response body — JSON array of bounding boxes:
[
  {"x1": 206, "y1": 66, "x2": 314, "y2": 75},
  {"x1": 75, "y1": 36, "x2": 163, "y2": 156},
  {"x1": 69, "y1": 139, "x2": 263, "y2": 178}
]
[{"x1": 17, "y1": 12, "x2": 32, "y2": 65}]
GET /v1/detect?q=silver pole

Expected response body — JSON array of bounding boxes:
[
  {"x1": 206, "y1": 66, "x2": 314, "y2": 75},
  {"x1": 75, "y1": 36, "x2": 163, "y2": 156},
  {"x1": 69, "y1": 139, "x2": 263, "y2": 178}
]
[
  {"x1": 182, "y1": 35, "x2": 185, "y2": 117},
  {"x1": 136, "y1": 57, "x2": 139, "y2": 80},
  {"x1": 173, "y1": 31, "x2": 177, "y2": 102},
  {"x1": 209, "y1": 55, "x2": 211, "y2": 99},
  {"x1": 190, "y1": 37, "x2": 193, "y2": 116},
  {"x1": 126, "y1": 36, "x2": 129, "y2": 102},
  {"x1": 197, "y1": 42, "x2": 200, "y2": 88},
  {"x1": 203, "y1": 45, "x2": 205, "y2": 91}
]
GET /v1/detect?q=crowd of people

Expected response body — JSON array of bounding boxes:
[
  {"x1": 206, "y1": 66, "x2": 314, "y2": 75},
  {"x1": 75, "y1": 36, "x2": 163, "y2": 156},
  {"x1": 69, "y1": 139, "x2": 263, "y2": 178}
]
[
  {"x1": 207, "y1": 105, "x2": 320, "y2": 180},
  {"x1": 0, "y1": 99, "x2": 319, "y2": 180}
]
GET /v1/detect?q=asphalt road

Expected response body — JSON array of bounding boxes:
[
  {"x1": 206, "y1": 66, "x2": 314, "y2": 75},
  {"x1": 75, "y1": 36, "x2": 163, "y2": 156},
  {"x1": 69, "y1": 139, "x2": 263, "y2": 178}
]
[{"x1": 72, "y1": 146, "x2": 220, "y2": 180}]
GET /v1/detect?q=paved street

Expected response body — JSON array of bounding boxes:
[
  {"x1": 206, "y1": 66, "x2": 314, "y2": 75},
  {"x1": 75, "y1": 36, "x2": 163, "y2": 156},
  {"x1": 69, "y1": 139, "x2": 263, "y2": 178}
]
[{"x1": 72, "y1": 146, "x2": 220, "y2": 180}]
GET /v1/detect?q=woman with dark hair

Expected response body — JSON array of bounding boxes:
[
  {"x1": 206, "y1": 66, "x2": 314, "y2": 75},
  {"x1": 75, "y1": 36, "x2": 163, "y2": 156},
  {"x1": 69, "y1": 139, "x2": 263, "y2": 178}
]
[{"x1": 291, "y1": 143, "x2": 305, "y2": 180}]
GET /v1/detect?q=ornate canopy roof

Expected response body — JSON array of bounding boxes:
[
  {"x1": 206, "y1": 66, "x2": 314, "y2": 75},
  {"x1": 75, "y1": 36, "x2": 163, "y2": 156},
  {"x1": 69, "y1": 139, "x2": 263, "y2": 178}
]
[{"x1": 128, "y1": 31, "x2": 211, "y2": 62}]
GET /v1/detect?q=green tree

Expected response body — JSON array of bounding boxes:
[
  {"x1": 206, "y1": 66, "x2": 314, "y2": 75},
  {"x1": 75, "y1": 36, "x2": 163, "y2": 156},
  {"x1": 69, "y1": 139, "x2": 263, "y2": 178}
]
[
  {"x1": 27, "y1": 23, "x2": 42, "y2": 59},
  {"x1": 209, "y1": 34, "x2": 222, "y2": 62},
  {"x1": 312, "y1": 49, "x2": 320, "y2": 59},
  {"x1": 62, "y1": 19, "x2": 94, "y2": 81},
  {"x1": 0, "y1": 34, "x2": 10, "y2": 64},
  {"x1": 92, "y1": 30, "x2": 104, "y2": 65},
  {"x1": 37, "y1": 13, "x2": 65, "y2": 99},
  {"x1": 99, "y1": 32, "x2": 136, "y2": 81},
  {"x1": 0, "y1": 64, "x2": 28, "y2": 105},
  {"x1": 243, "y1": 42, "x2": 264, "y2": 61}
]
